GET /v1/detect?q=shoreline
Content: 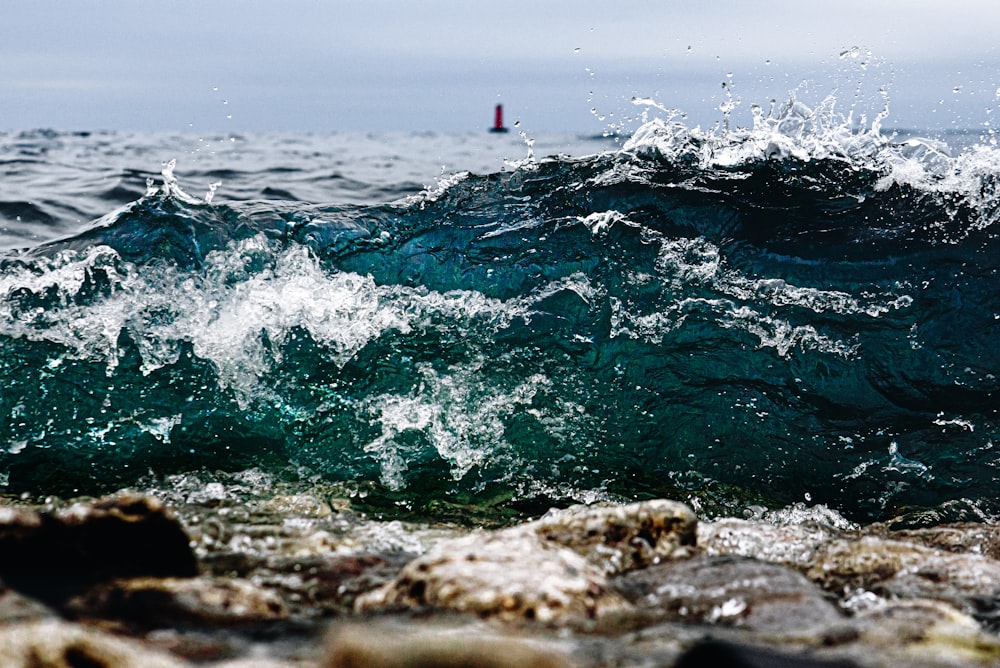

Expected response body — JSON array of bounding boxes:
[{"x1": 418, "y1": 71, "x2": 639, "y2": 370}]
[{"x1": 3, "y1": 488, "x2": 1000, "y2": 667}]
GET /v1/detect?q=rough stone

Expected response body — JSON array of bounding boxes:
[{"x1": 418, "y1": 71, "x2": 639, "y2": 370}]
[
  {"x1": 0, "y1": 578, "x2": 56, "y2": 623},
  {"x1": 65, "y1": 576, "x2": 288, "y2": 627},
  {"x1": 0, "y1": 619, "x2": 185, "y2": 668},
  {"x1": 528, "y1": 499, "x2": 698, "y2": 573},
  {"x1": 698, "y1": 517, "x2": 840, "y2": 570},
  {"x1": 807, "y1": 536, "x2": 1000, "y2": 618},
  {"x1": 855, "y1": 599, "x2": 1000, "y2": 665},
  {"x1": 355, "y1": 499, "x2": 697, "y2": 622},
  {"x1": 355, "y1": 529, "x2": 629, "y2": 622},
  {"x1": 876, "y1": 523, "x2": 1000, "y2": 560},
  {"x1": 0, "y1": 493, "x2": 197, "y2": 603},
  {"x1": 323, "y1": 623, "x2": 572, "y2": 668},
  {"x1": 613, "y1": 554, "x2": 844, "y2": 632}
]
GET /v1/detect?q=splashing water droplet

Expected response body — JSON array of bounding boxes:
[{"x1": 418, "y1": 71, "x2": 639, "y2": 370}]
[{"x1": 204, "y1": 181, "x2": 222, "y2": 204}]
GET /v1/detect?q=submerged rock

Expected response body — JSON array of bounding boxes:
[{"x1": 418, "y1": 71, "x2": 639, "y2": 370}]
[{"x1": 356, "y1": 499, "x2": 697, "y2": 622}]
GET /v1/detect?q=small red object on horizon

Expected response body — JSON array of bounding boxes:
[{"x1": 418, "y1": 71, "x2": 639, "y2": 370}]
[{"x1": 490, "y1": 104, "x2": 509, "y2": 133}]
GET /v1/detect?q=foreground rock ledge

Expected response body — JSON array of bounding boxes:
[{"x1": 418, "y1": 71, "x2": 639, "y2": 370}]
[
  {"x1": 5, "y1": 492, "x2": 1000, "y2": 666},
  {"x1": 355, "y1": 499, "x2": 697, "y2": 622}
]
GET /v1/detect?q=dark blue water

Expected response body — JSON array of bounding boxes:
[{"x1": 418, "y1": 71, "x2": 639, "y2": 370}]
[{"x1": 2, "y1": 106, "x2": 999, "y2": 521}]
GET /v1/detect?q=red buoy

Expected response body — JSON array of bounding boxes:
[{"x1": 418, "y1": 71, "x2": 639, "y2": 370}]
[{"x1": 489, "y1": 104, "x2": 509, "y2": 133}]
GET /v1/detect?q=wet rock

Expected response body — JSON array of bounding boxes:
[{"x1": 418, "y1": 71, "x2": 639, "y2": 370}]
[
  {"x1": 613, "y1": 554, "x2": 843, "y2": 633},
  {"x1": 698, "y1": 518, "x2": 841, "y2": 570},
  {"x1": 0, "y1": 619, "x2": 185, "y2": 668},
  {"x1": 877, "y1": 523, "x2": 1000, "y2": 560},
  {"x1": 323, "y1": 623, "x2": 572, "y2": 668},
  {"x1": 854, "y1": 599, "x2": 1000, "y2": 665},
  {"x1": 355, "y1": 529, "x2": 630, "y2": 622},
  {"x1": 0, "y1": 493, "x2": 197, "y2": 603},
  {"x1": 0, "y1": 578, "x2": 56, "y2": 623},
  {"x1": 673, "y1": 638, "x2": 859, "y2": 668},
  {"x1": 255, "y1": 552, "x2": 413, "y2": 617},
  {"x1": 356, "y1": 500, "x2": 697, "y2": 622},
  {"x1": 140, "y1": 622, "x2": 326, "y2": 666},
  {"x1": 64, "y1": 576, "x2": 287, "y2": 627},
  {"x1": 528, "y1": 499, "x2": 698, "y2": 572},
  {"x1": 807, "y1": 536, "x2": 1000, "y2": 618}
]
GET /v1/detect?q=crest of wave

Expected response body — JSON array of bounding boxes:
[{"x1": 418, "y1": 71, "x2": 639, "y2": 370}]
[
  {"x1": 623, "y1": 93, "x2": 1000, "y2": 230},
  {"x1": 623, "y1": 94, "x2": 893, "y2": 167}
]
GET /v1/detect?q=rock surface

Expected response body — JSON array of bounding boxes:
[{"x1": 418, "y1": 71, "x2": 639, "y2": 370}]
[
  {"x1": 5, "y1": 490, "x2": 1000, "y2": 667},
  {"x1": 355, "y1": 528, "x2": 631, "y2": 622},
  {"x1": 65, "y1": 576, "x2": 289, "y2": 627},
  {"x1": 613, "y1": 554, "x2": 844, "y2": 632},
  {"x1": 323, "y1": 623, "x2": 572, "y2": 668},
  {"x1": 0, "y1": 619, "x2": 185, "y2": 668},
  {"x1": 356, "y1": 499, "x2": 696, "y2": 622},
  {"x1": 0, "y1": 492, "x2": 197, "y2": 604}
]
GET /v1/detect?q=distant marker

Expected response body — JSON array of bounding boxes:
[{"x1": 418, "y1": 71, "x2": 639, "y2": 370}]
[{"x1": 489, "y1": 104, "x2": 509, "y2": 133}]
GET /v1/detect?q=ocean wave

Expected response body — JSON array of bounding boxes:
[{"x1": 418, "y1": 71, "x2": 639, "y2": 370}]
[{"x1": 2, "y1": 110, "x2": 999, "y2": 520}]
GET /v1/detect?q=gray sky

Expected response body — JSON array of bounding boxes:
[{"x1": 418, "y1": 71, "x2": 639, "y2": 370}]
[{"x1": 3, "y1": 1, "x2": 999, "y2": 135}]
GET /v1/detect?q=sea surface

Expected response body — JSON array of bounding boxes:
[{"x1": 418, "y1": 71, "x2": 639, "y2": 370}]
[{"x1": 2, "y1": 104, "x2": 999, "y2": 523}]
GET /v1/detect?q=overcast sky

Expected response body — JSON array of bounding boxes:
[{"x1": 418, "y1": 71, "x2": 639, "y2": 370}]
[{"x1": 3, "y1": 1, "x2": 999, "y2": 135}]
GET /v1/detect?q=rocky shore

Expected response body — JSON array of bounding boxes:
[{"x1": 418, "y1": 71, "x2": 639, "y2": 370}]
[{"x1": 3, "y1": 480, "x2": 1000, "y2": 667}]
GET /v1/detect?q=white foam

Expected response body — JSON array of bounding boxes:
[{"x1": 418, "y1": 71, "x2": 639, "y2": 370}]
[
  {"x1": 598, "y1": 218, "x2": 909, "y2": 357},
  {"x1": 362, "y1": 361, "x2": 552, "y2": 490},
  {"x1": 623, "y1": 94, "x2": 1000, "y2": 240}
]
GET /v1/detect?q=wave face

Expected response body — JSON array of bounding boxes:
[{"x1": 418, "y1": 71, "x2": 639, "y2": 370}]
[{"x1": 2, "y1": 109, "x2": 1000, "y2": 520}]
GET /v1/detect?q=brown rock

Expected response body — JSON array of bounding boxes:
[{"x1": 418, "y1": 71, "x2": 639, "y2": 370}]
[
  {"x1": 355, "y1": 500, "x2": 697, "y2": 623},
  {"x1": 528, "y1": 499, "x2": 698, "y2": 573},
  {"x1": 323, "y1": 623, "x2": 572, "y2": 668},
  {"x1": 0, "y1": 493, "x2": 197, "y2": 603},
  {"x1": 0, "y1": 578, "x2": 56, "y2": 623},
  {"x1": 856, "y1": 599, "x2": 1000, "y2": 665},
  {"x1": 355, "y1": 530, "x2": 629, "y2": 622},
  {"x1": 807, "y1": 536, "x2": 1000, "y2": 617},
  {"x1": 881, "y1": 523, "x2": 1000, "y2": 560},
  {"x1": 65, "y1": 576, "x2": 287, "y2": 627},
  {"x1": 0, "y1": 619, "x2": 185, "y2": 668}
]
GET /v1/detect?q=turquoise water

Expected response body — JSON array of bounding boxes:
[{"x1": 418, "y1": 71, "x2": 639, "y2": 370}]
[{"x1": 2, "y1": 108, "x2": 999, "y2": 521}]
